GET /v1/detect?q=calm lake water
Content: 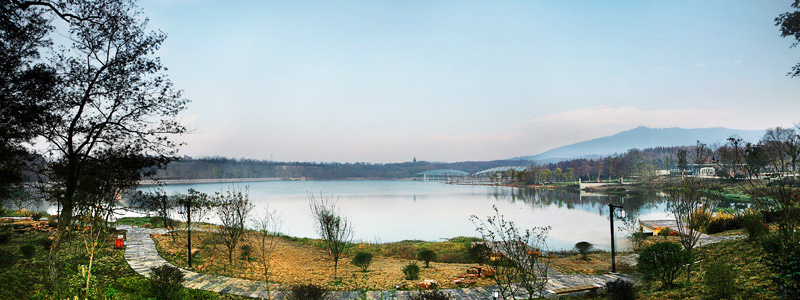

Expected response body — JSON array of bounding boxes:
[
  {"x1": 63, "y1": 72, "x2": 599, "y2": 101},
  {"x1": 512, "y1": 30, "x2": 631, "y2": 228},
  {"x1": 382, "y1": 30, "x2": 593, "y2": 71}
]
[{"x1": 147, "y1": 180, "x2": 674, "y2": 251}]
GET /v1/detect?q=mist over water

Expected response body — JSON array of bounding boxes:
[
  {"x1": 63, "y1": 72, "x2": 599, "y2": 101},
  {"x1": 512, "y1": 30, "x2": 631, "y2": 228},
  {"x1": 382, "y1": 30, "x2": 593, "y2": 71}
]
[{"x1": 150, "y1": 180, "x2": 675, "y2": 251}]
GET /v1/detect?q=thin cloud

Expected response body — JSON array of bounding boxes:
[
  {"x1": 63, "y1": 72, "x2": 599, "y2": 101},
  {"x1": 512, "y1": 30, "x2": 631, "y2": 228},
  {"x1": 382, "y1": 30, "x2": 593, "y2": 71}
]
[
  {"x1": 525, "y1": 106, "x2": 739, "y2": 128},
  {"x1": 428, "y1": 132, "x2": 519, "y2": 143}
]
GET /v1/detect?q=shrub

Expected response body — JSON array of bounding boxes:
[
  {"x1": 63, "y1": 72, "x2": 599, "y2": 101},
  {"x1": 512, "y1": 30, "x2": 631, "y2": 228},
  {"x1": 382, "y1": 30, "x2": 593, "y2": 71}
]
[
  {"x1": 403, "y1": 262, "x2": 420, "y2": 280},
  {"x1": 0, "y1": 233, "x2": 10, "y2": 244},
  {"x1": 604, "y1": 278, "x2": 636, "y2": 300},
  {"x1": 287, "y1": 284, "x2": 328, "y2": 300},
  {"x1": 411, "y1": 290, "x2": 454, "y2": 300},
  {"x1": 417, "y1": 249, "x2": 437, "y2": 268},
  {"x1": 658, "y1": 228, "x2": 672, "y2": 238},
  {"x1": 19, "y1": 244, "x2": 35, "y2": 259},
  {"x1": 690, "y1": 209, "x2": 712, "y2": 231},
  {"x1": 637, "y1": 242, "x2": 690, "y2": 288},
  {"x1": 31, "y1": 212, "x2": 42, "y2": 221},
  {"x1": 762, "y1": 238, "x2": 800, "y2": 299},
  {"x1": 38, "y1": 237, "x2": 53, "y2": 250},
  {"x1": 239, "y1": 244, "x2": 252, "y2": 261},
  {"x1": 574, "y1": 241, "x2": 593, "y2": 261},
  {"x1": 741, "y1": 211, "x2": 768, "y2": 242},
  {"x1": 629, "y1": 232, "x2": 647, "y2": 251},
  {"x1": 469, "y1": 243, "x2": 491, "y2": 265},
  {"x1": 706, "y1": 214, "x2": 744, "y2": 234},
  {"x1": 351, "y1": 252, "x2": 373, "y2": 272},
  {"x1": 704, "y1": 260, "x2": 737, "y2": 299},
  {"x1": 149, "y1": 264, "x2": 184, "y2": 299}
]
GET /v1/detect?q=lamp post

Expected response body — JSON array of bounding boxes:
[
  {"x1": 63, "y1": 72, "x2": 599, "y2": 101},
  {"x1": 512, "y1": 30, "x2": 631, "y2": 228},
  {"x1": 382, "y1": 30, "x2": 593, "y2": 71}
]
[
  {"x1": 177, "y1": 197, "x2": 192, "y2": 268},
  {"x1": 608, "y1": 203, "x2": 625, "y2": 273}
]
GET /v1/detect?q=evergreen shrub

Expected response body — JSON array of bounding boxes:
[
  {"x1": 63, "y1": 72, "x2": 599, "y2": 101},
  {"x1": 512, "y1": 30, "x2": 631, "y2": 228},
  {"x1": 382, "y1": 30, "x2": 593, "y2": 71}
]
[
  {"x1": 574, "y1": 241, "x2": 593, "y2": 261},
  {"x1": 287, "y1": 284, "x2": 328, "y2": 300},
  {"x1": 239, "y1": 244, "x2": 252, "y2": 261},
  {"x1": 604, "y1": 278, "x2": 636, "y2": 300},
  {"x1": 149, "y1": 264, "x2": 184, "y2": 299},
  {"x1": 417, "y1": 249, "x2": 437, "y2": 268},
  {"x1": 403, "y1": 262, "x2": 420, "y2": 280},
  {"x1": 351, "y1": 252, "x2": 373, "y2": 272},
  {"x1": 741, "y1": 211, "x2": 768, "y2": 242},
  {"x1": 637, "y1": 242, "x2": 690, "y2": 288}
]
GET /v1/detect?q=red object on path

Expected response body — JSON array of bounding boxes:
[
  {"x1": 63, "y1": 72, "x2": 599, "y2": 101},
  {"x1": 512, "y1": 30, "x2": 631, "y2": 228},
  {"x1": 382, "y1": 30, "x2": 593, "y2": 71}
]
[{"x1": 114, "y1": 235, "x2": 124, "y2": 249}]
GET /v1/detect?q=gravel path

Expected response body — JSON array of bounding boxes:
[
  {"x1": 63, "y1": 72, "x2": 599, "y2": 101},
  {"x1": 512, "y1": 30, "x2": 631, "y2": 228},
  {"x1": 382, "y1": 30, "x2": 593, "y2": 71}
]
[{"x1": 121, "y1": 225, "x2": 636, "y2": 299}]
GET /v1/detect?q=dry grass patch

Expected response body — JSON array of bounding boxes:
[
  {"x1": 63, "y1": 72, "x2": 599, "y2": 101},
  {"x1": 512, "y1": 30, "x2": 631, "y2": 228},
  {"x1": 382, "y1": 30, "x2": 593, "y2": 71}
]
[
  {"x1": 549, "y1": 252, "x2": 635, "y2": 275},
  {"x1": 153, "y1": 231, "x2": 495, "y2": 291}
]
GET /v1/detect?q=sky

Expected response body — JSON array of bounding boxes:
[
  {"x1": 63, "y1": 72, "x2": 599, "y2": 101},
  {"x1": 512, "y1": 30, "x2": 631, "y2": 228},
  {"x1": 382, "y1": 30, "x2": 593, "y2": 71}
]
[{"x1": 137, "y1": 0, "x2": 800, "y2": 163}]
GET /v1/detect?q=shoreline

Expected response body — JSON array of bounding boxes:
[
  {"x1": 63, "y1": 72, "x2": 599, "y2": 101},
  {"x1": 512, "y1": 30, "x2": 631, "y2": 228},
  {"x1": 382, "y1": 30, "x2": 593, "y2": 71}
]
[
  {"x1": 138, "y1": 177, "x2": 283, "y2": 185},
  {"x1": 139, "y1": 177, "x2": 421, "y2": 185}
]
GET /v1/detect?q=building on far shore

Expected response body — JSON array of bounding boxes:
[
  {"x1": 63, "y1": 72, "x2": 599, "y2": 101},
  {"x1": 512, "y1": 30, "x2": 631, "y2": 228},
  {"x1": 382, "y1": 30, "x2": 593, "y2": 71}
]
[{"x1": 416, "y1": 169, "x2": 469, "y2": 182}]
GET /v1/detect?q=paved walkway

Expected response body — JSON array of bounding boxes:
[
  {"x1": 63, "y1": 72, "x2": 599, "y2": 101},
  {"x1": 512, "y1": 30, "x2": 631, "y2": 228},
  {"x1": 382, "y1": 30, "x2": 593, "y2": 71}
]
[{"x1": 121, "y1": 225, "x2": 635, "y2": 299}]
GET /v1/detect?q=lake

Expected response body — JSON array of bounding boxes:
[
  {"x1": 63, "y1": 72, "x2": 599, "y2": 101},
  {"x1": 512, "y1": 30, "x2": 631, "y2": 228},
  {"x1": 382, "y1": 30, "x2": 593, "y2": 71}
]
[{"x1": 148, "y1": 180, "x2": 673, "y2": 251}]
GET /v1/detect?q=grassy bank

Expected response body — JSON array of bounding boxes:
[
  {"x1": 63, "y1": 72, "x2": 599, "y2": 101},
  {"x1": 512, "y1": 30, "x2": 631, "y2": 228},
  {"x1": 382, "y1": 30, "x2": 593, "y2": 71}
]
[
  {"x1": 635, "y1": 238, "x2": 777, "y2": 299},
  {"x1": 0, "y1": 218, "x2": 245, "y2": 299}
]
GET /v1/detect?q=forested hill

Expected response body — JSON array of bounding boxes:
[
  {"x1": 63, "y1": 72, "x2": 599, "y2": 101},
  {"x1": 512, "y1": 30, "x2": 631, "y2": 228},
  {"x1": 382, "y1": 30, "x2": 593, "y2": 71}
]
[{"x1": 156, "y1": 157, "x2": 530, "y2": 180}]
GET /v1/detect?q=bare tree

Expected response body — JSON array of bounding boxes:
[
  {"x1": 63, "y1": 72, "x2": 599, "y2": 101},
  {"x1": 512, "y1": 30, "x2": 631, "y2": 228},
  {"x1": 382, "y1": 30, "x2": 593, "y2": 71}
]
[
  {"x1": 250, "y1": 207, "x2": 283, "y2": 299},
  {"x1": 665, "y1": 178, "x2": 721, "y2": 280},
  {"x1": 471, "y1": 206, "x2": 550, "y2": 300},
  {"x1": 215, "y1": 186, "x2": 254, "y2": 264},
  {"x1": 728, "y1": 131, "x2": 800, "y2": 298},
  {"x1": 178, "y1": 188, "x2": 214, "y2": 232},
  {"x1": 666, "y1": 178, "x2": 720, "y2": 252},
  {"x1": 693, "y1": 140, "x2": 710, "y2": 165},
  {"x1": 676, "y1": 149, "x2": 688, "y2": 177},
  {"x1": 309, "y1": 193, "x2": 353, "y2": 279},
  {"x1": 761, "y1": 127, "x2": 800, "y2": 174}
]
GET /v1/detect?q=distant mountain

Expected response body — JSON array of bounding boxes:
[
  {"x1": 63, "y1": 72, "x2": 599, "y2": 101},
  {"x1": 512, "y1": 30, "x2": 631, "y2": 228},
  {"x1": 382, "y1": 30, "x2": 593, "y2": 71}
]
[{"x1": 511, "y1": 126, "x2": 765, "y2": 162}]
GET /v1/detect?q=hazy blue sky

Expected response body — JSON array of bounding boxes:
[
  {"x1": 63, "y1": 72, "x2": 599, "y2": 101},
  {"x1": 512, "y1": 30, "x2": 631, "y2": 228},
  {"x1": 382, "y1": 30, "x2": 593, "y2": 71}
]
[{"x1": 139, "y1": 0, "x2": 800, "y2": 163}]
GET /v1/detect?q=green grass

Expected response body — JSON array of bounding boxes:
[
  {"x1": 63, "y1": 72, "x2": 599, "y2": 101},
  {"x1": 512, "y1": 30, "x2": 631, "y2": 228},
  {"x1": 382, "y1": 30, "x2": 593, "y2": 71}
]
[
  {"x1": 116, "y1": 216, "x2": 168, "y2": 227},
  {"x1": 0, "y1": 222, "x2": 248, "y2": 299},
  {"x1": 634, "y1": 238, "x2": 778, "y2": 300}
]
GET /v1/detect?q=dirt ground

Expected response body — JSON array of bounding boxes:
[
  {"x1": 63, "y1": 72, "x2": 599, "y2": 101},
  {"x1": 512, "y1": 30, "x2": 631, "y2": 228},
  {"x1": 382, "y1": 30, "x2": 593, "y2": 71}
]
[{"x1": 153, "y1": 231, "x2": 496, "y2": 291}]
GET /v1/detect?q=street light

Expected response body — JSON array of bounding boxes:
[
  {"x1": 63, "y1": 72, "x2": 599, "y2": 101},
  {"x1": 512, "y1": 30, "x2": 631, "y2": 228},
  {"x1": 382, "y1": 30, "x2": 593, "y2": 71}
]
[
  {"x1": 608, "y1": 203, "x2": 626, "y2": 273},
  {"x1": 177, "y1": 197, "x2": 192, "y2": 268}
]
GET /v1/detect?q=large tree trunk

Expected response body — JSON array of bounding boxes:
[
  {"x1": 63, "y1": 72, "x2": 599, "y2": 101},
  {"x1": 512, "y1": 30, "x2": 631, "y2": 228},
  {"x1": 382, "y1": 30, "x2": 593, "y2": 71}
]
[{"x1": 53, "y1": 159, "x2": 78, "y2": 250}]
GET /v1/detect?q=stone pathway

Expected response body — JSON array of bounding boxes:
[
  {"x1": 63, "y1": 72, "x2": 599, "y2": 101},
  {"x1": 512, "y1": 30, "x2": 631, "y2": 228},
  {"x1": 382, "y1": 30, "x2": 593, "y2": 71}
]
[{"x1": 121, "y1": 225, "x2": 635, "y2": 299}]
